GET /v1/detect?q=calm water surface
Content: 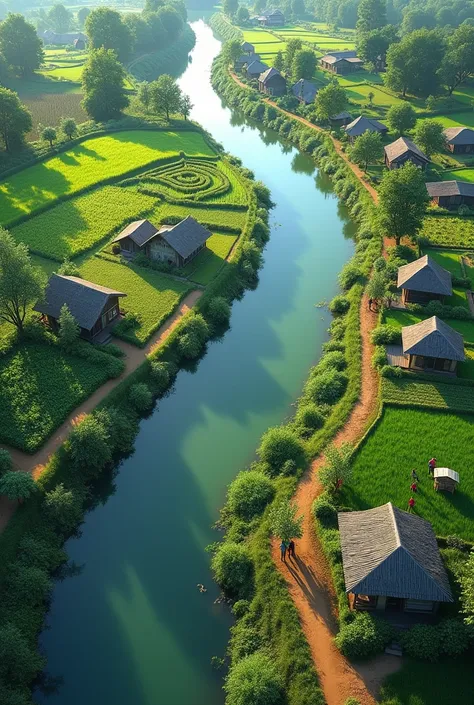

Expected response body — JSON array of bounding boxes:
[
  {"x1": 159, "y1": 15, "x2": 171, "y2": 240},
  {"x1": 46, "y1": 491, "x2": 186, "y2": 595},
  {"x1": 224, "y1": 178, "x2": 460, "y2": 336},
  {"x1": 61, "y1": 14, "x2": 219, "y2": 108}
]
[{"x1": 37, "y1": 20, "x2": 354, "y2": 705}]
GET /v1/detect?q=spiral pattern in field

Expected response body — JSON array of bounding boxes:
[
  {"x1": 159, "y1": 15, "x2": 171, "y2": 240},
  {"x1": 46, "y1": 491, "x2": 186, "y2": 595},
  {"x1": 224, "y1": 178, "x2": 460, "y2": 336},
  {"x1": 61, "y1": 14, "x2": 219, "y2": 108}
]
[{"x1": 143, "y1": 159, "x2": 230, "y2": 200}]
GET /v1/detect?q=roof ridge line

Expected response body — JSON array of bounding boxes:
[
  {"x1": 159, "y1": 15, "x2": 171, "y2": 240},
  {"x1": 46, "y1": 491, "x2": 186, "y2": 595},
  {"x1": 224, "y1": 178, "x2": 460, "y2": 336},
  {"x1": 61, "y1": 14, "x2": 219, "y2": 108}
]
[{"x1": 388, "y1": 502, "x2": 401, "y2": 548}]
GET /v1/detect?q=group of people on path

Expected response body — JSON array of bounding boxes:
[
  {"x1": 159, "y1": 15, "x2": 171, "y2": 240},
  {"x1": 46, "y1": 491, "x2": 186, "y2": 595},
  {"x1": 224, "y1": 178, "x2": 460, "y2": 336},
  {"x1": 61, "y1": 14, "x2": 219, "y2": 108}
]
[
  {"x1": 407, "y1": 458, "x2": 437, "y2": 512},
  {"x1": 280, "y1": 540, "x2": 296, "y2": 562}
]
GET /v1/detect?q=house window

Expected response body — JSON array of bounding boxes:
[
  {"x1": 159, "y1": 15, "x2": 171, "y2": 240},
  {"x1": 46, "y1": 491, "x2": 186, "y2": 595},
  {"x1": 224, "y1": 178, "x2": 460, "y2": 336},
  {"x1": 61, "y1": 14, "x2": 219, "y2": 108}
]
[{"x1": 107, "y1": 306, "x2": 118, "y2": 322}]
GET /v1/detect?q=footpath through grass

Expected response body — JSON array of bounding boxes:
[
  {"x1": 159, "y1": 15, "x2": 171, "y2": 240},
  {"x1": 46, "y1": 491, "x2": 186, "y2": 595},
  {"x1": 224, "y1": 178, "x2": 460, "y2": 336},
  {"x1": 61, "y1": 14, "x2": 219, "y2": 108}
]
[
  {"x1": 0, "y1": 130, "x2": 214, "y2": 225},
  {"x1": 343, "y1": 406, "x2": 474, "y2": 540}
]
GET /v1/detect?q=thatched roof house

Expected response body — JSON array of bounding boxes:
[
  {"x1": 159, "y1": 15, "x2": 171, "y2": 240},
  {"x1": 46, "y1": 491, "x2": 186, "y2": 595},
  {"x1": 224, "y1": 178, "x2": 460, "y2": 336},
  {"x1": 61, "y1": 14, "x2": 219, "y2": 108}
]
[
  {"x1": 114, "y1": 216, "x2": 210, "y2": 268},
  {"x1": 320, "y1": 50, "x2": 363, "y2": 75},
  {"x1": 397, "y1": 254, "x2": 452, "y2": 304},
  {"x1": 34, "y1": 274, "x2": 126, "y2": 341},
  {"x1": 402, "y1": 315, "x2": 465, "y2": 373},
  {"x1": 292, "y1": 78, "x2": 318, "y2": 105},
  {"x1": 344, "y1": 115, "x2": 388, "y2": 142},
  {"x1": 444, "y1": 127, "x2": 474, "y2": 154},
  {"x1": 384, "y1": 136, "x2": 429, "y2": 170},
  {"x1": 338, "y1": 502, "x2": 453, "y2": 613},
  {"x1": 426, "y1": 180, "x2": 474, "y2": 209}
]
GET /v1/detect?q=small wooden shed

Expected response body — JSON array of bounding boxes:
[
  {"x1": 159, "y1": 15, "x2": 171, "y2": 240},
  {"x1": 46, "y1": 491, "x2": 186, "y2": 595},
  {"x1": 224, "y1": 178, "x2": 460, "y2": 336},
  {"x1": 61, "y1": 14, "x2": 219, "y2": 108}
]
[{"x1": 434, "y1": 468, "x2": 459, "y2": 494}]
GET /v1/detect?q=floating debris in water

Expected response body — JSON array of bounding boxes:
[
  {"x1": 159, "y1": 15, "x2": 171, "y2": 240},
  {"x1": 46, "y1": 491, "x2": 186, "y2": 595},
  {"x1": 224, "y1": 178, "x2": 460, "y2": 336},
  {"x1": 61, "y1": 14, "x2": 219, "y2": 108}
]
[{"x1": 197, "y1": 583, "x2": 207, "y2": 593}]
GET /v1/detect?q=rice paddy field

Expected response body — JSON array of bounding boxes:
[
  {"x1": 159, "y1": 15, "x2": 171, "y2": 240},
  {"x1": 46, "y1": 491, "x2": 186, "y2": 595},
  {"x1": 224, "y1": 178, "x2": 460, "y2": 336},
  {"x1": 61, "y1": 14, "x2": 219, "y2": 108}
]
[
  {"x1": 0, "y1": 131, "x2": 215, "y2": 225},
  {"x1": 80, "y1": 256, "x2": 191, "y2": 346},
  {"x1": 382, "y1": 376, "x2": 474, "y2": 413},
  {"x1": 343, "y1": 406, "x2": 474, "y2": 540},
  {"x1": 421, "y1": 214, "x2": 474, "y2": 248}
]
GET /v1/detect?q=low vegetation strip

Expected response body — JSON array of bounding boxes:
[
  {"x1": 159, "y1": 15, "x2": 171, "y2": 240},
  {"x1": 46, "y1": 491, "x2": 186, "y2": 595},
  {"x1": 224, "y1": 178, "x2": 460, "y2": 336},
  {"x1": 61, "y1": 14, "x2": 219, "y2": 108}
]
[
  {"x1": 421, "y1": 215, "x2": 474, "y2": 249},
  {"x1": 382, "y1": 377, "x2": 474, "y2": 413},
  {"x1": 0, "y1": 130, "x2": 214, "y2": 226}
]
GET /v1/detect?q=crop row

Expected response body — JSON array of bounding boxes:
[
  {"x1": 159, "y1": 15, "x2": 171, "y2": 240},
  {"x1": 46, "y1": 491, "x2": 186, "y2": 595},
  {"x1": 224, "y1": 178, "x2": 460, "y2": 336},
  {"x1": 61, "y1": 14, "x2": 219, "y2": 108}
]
[{"x1": 382, "y1": 377, "x2": 474, "y2": 413}]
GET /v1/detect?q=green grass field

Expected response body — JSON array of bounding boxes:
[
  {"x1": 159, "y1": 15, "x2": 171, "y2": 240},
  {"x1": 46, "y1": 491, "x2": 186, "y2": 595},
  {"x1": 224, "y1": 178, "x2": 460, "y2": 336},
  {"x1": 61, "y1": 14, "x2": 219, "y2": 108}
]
[
  {"x1": 380, "y1": 655, "x2": 474, "y2": 705},
  {"x1": 436, "y1": 113, "x2": 474, "y2": 128},
  {"x1": 382, "y1": 376, "x2": 474, "y2": 413},
  {"x1": 181, "y1": 231, "x2": 237, "y2": 285},
  {"x1": 0, "y1": 342, "x2": 120, "y2": 452},
  {"x1": 421, "y1": 214, "x2": 474, "y2": 248},
  {"x1": 11, "y1": 186, "x2": 157, "y2": 260},
  {"x1": 384, "y1": 309, "x2": 474, "y2": 346},
  {"x1": 442, "y1": 168, "x2": 474, "y2": 182},
  {"x1": 421, "y1": 248, "x2": 468, "y2": 308},
  {"x1": 155, "y1": 202, "x2": 247, "y2": 230},
  {"x1": 343, "y1": 406, "x2": 474, "y2": 540},
  {"x1": 80, "y1": 256, "x2": 190, "y2": 345},
  {"x1": 0, "y1": 130, "x2": 215, "y2": 225}
]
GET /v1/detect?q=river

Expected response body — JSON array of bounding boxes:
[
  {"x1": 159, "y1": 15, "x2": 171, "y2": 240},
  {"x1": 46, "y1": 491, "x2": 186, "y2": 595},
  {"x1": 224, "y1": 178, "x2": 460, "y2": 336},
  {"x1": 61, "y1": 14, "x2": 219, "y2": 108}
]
[{"x1": 37, "y1": 19, "x2": 354, "y2": 705}]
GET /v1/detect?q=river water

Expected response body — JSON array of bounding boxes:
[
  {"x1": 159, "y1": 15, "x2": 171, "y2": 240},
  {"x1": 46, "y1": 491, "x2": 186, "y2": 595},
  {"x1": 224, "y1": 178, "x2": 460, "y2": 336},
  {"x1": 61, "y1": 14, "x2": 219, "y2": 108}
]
[{"x1": 37, "y1": 19, "x2": 354, "y2": 705}]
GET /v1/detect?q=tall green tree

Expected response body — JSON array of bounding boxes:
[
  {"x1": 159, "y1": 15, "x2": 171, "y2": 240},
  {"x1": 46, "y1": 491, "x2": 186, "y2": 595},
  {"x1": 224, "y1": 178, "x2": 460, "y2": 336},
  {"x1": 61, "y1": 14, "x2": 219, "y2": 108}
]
[
  {"x1": 285, "y1": 37, "x2": 302, "y2": 72},
  {"x1": 315, "y1": 80, "x2": 346, "y2": 121},
  {"x1": 58, "y1": 304, "x2": 79, "y2": 350},
  {"x1": 85, "y1": 7, "x2": 132, "y2": 62},
  {"x1": 401, "y1": 9, "x2": 436, "y2": 34},
  {"x1": 0, "y1": 13, "x2": 44, "y2": 77},
  {"x1": 292, "y1": 0, "x2": 306, "y2": 18},
  {"x1": 350, "y1": 130, "x2": 383, "y2": 171},
  {"x1": 438, "y1": 24, "x2": 474, "y2": 95},
  {"x1": 82, "y1": 48, "x2": 129, "y2": 122},
  {"x1": 41, "y1": 125, "x2": 57, "y2": 148},
  {"x1": 48, "y1": 4, "x2": 72, "y2": 32},
  {"x1": 77, "y1": 6, "x2": 90, "y2": 27},
  {"x1": 180, "y1": 93, "x2": 193, "y2": 120},
  {"x1": 386, "y1": 102, "x2": 417, "y2": 135},
  {"x1": 149, "y1": 74, "x2": 182, "y2": 120},
  {"x1": 0, "y1": 228, "x2": 44, "y2": 333},
  {"x1": 60, "y1": 117, "x2": 78, "y2": 140},
  {"x1": 292, "y1": 48, "x2": 317, "y2": 80},
  {"x1": 0, "y1": 471, "x2": 37, "y2": 502},
  {"x1": 236, "y1": 5, "x2": 250, "y2": 23},
  {"x1": 273, "y1": 50, "x2": 285, "y2": 72},
  {"x1": 413, "y1": 119, "x2": 446, "y2": 157},
  {"x1": 377, "y1": 162, "x2": 428, "y2": 245},
  {"x1": 224, "y1": 0, "x2": 239, "y2": 17},
  {"x1": 357, "y1": 25, "x2": 398, "y2": 68},
  {"x1": 144, "y1": 0, "x2": 165, "y2": 12},
  {"x1": 356, "y1": 0, "x2": 386, "y2": 33},
  {"x1": 384, "y1": 29, "x2": 444, "y2": 97},
  {"x1": 269, "y1": 500, "x2": 303, "y2": 543},
  {"x1": 223, "y1": 39, "x2": 242, "y2": 65},
  {"x1": 156, "y1": 5, "x2": 183, "y2": 40},
  {"x1": 319, "y1": 442, "x2": 353, "y2": 494},
  {"x1": 0, "y1": 87, "x2": 32, "y2": 152}
]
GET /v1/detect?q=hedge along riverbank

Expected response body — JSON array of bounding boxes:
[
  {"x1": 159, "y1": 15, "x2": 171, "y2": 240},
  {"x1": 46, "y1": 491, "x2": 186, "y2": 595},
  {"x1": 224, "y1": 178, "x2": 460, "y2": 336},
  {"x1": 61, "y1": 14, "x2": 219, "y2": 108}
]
[
  {"x1": 0, "y1": 148, "x2": 273, "y2": 704},
  {"x1": 208, "y1": 46, "x2": 385, "y2": 705},
  {"x1": 128, "y1": 23, "x2": 196, "y2": 82},
  {"x1": 209, "y1": 13, "x2": 243, "y2": 43}
]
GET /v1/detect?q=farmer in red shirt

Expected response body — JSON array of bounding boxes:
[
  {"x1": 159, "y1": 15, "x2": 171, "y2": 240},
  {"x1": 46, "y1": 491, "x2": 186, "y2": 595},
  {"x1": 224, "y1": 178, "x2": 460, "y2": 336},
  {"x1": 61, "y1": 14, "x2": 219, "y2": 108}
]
[
  {"x1": 428, "y1": 458, "x2": 436, "y2": 476},
  {"x1": 410, "y1": 482, "x2": 417, "y2": 493},
  {"x1": 408, "y1": 497, "x2": 415, "y2": 512}
]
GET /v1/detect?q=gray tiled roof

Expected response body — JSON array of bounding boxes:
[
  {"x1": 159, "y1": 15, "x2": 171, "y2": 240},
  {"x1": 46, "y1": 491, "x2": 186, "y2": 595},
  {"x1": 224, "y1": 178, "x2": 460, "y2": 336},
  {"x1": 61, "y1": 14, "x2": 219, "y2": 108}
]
[
  {"x1": 34, "y1": 274, "x2": 126, "y2": 331},
  {"x1": 344, "y1": 115, "x2": 387, "y2": 138},
  {"x1": 397, "y1": 255, "x2": 452, "y2": 296},
  {"x1": 113, "y1": 219, "x2": 158, "y2": 247},
  {"x1": 443, "y1": 127, "x2": 474, "y2": 145},
  {"x1": 247, "y1": 60, "x2": 269, "y2": 75},
  {"x1": 241, "y1": 41, "x2": 255, "y2": 52},
  {"x1": 426, "y1": 180, "x2": 474, "y2": 198},
  {"x1": 384, "y1": 136, "x2": 429, "y2": 164},
  {"x1": 259, "y1": 67, "x2": 283, "y2": 84},
  {"x1": 338, "y1": 503, "x2": 453, "y2": 602},
  {"x1": 158, "y1": 216, "x2": 210, "y2": 259},
  {"x1": 330, "y1": 111, "x2": 352, "y2": 121},
  {"x1": 292, "y1": 78, "x2": 318, "y2": 103},
  {"x1": 402, "y1": 316, "x2": 465, "y2": 361},
  {"x1": 321, "y1": 50, "x2": 359, "y2": 64}
]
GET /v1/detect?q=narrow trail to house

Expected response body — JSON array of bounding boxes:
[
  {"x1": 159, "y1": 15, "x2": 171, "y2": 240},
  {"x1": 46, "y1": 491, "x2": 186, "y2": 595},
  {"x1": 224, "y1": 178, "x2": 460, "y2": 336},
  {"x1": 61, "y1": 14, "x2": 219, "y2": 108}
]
[{"x1": 0, "y1": 290, "x2": 202, "y2": 532}]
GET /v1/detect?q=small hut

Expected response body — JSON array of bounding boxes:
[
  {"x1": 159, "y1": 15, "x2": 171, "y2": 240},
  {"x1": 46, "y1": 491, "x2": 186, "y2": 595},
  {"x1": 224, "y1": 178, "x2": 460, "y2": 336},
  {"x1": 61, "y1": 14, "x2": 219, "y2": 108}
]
[
  {"x1": 397, "y1": 255, "x2": 452, "y2": 305},
  {"x1": 434, "y1": 468, "x2": 459, "y2": 494},
  {"x1": 384, "y1": 136, "x2": 429, "y2": 171},
  {"x1": 241, "y1": 41, "x2": 255, "y2": 54}
]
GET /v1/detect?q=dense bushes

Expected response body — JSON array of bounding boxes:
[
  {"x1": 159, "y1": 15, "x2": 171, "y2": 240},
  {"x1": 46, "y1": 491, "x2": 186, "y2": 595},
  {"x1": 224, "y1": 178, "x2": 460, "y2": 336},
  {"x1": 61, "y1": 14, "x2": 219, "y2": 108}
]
[
  {"x1": 224, "y1": 651, "x2": 285, "y2": 705},
  {"x1": 211, "y1": 542, "x2": 254, "y2": 599},
  {"x1": 335, "y1": 612, "x2": 394, "y2": 660},
  {"x1": 305, "y1": 368, "x2": 348, "y2": 405},
  {"x1": 227, "y1": 471, "x2": 275, "y2": 521},
  {"x1": 257, "y1": 427, "x2": 306, "y2": 477},
  {"x1": 371, "y1": 324, "x2": 402, "y2": 345},
  {"x1": 400, "y1": 619, "x2": 472, "y2": 661}
]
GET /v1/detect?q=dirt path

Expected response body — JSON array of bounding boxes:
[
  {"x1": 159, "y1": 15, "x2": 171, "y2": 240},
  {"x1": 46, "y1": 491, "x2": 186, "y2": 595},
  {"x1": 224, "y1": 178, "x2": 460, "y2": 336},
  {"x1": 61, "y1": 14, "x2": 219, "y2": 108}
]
[
  {"x1": 229, "y1": 71, "x2": 379, "y2": 204},
  {"x1": 272, "y1": 297, "x2": 399, "y2": 705},
  {"x1": 0, "y1": 290, "x2": 202, "y2": 532}
]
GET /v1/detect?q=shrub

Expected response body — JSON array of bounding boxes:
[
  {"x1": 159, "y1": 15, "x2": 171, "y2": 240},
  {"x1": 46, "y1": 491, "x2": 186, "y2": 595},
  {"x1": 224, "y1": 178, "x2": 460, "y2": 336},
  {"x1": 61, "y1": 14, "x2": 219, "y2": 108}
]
[
  {"x1": 229, "y1": 619, "x2": 262, "y2": 662},
  {"x1": 438, "y1": 619, "x2": 471, "y2": 656},
  {"x1": 5, "y1": 564, "x2": 52, "y2": 608},
  {"x1": 329, "y1": 295, "x2": 350, "y2": 315},
  {"x1": 0, "y1": 448, "x2": 12, "y2": 476},
  {"x1": 17, "y1": 534, "x2": 66, "y2": 572},
  {"x1": 371, "y1": 325, "x2": 402, "y2": 345},
  {"x1": 426, "y1": 299, "x2": 444, "y2": 317},
  {"x1": 44, "y1": 483, "x2": 83, "y2": 535},
  {"x1": 211, "y1": 542, "x2": 254, "y2": 599},
  {"x1": 313, "y1": 495, "x2": 337, "y2": 528},
  {"x1": 129, "y1": 383, "x2": 153, "y2": 413},
  {"x1": 372, "y1": 345, "x2": 388, "y2": 369},
  {"x1": 335, "y1": 612, "x2": 394, "y2": 659},
  {"x1": 97, "y1": 407, "x2": 138, "y2": 456},
  {"x1": 66, "y1": 414, "x2": 112, "y2": 479},
  {"x1": 305, "y1": 368, "x2": 348, "y2": 405},
  {"x1": 178, "y1": 314, "x2": 210, "y2": 359},
  {"x1": 318, "y1": 350, "x2": 347, "y2": 371},
  {"x1": 0, "y1": 623, "x2": 45, "y2": 686},
  {"x1": 207, "y1": 296, "x2": 231, "y2": 326},
  {"x1": 257, "y1": 426, "x2": 306, "y2": 477},
  {"x1": 345, "y1": 699, "x2": 361, "y2": 705},
  {"x1": 232, "y1": 599, "x2": 250, "y2": 618},
  {"x1": 150, "y1": 360, "x2": 171, "y2": 393},
  {"x1": 227, "y1": 470, "x2": 275, "y2": 521},
  {"x1": 339, "y1": 262, "x2": 362, "y2": 290},
  {"x1": 380, "y1": 364, "x2": 403, "y2": 378},
  {"x1": 400, "y1": 624, "x2": 441, "y2": 661},
  {"x1": 0, "y1": 472, "x2": 37, "y2": 502},
  {"x1": 295, "y1": 403, "x2": 325, "y2": 434},
  {"x1": 224, "y1": 651, "x2": 284, "y2": 705}
]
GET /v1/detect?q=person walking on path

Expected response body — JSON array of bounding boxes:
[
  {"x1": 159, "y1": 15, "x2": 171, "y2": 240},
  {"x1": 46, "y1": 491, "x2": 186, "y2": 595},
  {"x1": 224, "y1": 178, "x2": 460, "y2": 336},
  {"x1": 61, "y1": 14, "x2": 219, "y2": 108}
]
[
  {"x1": 280, "y1": 541, "x2": 287, "y2": 562},
  {"x1": 368, "y1": 298, "x2": 373, "y2": 311},
  {"x1": 408, "y1": 497, "x2": 415, "y2": 512},
  {"x1": 288, "y1": 540, "x2": 295, "y2": 559},
  {"x1": 428, "y1": 458, "x2": 436, "y2": 476},
  {"x1": 411, "y1": 468, "x2": 419, "y2": 482}
]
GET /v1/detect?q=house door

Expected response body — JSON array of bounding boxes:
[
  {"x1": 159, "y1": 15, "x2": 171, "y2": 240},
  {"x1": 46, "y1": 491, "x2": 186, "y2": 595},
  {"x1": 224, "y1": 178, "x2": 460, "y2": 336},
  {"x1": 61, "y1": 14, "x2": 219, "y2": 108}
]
[
  {"x1": 101, "y1": 314, "x2": 107, "y2": 330},
  {"x1": 385, "y1": 597, "x2": 403, "y2": 612}
]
